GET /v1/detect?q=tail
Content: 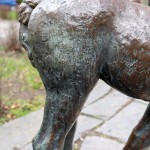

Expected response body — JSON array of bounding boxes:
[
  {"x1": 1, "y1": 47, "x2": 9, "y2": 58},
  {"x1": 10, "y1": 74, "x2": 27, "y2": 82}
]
[{"x1": 19, "y1": 24, "x2": 35, "y2": 67}]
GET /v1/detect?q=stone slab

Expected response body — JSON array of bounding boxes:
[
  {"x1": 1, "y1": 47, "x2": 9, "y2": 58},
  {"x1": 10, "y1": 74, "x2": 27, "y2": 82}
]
[
  {"x1": 20, "y1": 115, "x2": 103, "y2": 149},
  {"x1": 81, "y1": 136, "x2": 124, "y2": 150},
  {"x1": 134, "y1": 98, "x2": 149, "y2": 105},
  {"x1": 82, "y1": 90, "x2": 132, "y2": 120},
  {"x1": 74, "y1": 115, "x2": 103, "y2": 141},
  {"x1": 0, "y1": 109, "x2": 43, "y2": 150},
  {"x1": 84, "y1": 80, "x2": 111, "y2": 107},
  {"x1": 21, "y1": 143, "x2": 32, "y2": 150},
  {"x1": 96, "y1": 101, "x2": 148, "y2": 143}
]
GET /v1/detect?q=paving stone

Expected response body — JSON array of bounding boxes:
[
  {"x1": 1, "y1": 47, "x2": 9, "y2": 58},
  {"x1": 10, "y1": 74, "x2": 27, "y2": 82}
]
[
  {"x1": 0, "y1": 109, "x2": 43, "y2": 150},
  {"x1": 0, "y1": 110, "x2": 102, "y2": 149},
  {"x1": 96, "y1": 101, "x2": 148, "y2": 143},
  {"x1": 81, "y1": 136, "x2": 124, "y2": 150},
  {"x1": 84, "y1": 80, "x2": 111, "y2": 107},
  {"x1": 13, "y1": 115, "x2": 103, "y2": 149},
  {"x1": 74, "y1": 115, "x2": 103, "y2": 141},
  {"x1": 82, "y1": 90, "x2": 131, "y2": 120},
  {"x1": 21, "y1": 143, "x2": 32, "y2": 150},
  {"x1": 134, "y1": 98, "x2": 149, "y2": 105}
]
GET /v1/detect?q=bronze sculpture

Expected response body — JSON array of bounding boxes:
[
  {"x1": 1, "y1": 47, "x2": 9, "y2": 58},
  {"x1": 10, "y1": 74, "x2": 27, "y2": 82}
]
[{"x1": 18, "y1": 0, "x2": 150, "y2": 149}]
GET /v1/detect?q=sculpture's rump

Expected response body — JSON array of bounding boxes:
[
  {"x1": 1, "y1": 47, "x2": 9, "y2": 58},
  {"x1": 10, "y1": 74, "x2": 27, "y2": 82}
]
[{"x1": 26, "y1": 2, "x2": 102, "y2": 91}]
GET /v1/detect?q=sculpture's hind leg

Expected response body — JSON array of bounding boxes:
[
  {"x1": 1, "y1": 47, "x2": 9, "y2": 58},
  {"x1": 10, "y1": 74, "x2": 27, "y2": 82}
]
[
  {"x1": 63, "y1": 122, "x2": 77, "y2": 150},
  {"x1": 124, "y1": 103, "x2": 150, "y2": 150},
  {"x1": 32, "y1": 79, "x2": 94, "y2": 150}
]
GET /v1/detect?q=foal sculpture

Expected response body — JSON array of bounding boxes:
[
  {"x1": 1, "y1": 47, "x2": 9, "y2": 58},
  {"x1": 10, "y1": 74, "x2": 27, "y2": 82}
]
[{"x1": 19, "y1": 0, "x2": 150, "y2": 149}]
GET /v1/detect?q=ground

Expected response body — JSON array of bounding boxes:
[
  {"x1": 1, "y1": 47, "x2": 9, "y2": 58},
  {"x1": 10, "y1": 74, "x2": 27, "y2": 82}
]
[
  {"x1": 0, "y1": 20, "x2": 45, "y2": 125},
  {"x1": 0, "y1": 80, "x2": 148, "y2": 150}
]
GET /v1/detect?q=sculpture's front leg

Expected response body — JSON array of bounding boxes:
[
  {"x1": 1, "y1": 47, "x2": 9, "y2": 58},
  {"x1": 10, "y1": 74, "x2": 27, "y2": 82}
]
[{"x1": 124, "y1": 103, "x2": 150, "y2": 150}]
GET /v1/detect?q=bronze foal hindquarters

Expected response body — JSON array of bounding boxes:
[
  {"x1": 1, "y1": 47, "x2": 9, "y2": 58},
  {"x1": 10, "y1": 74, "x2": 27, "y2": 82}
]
[{"x1": 19, "y1": 0, "x2": 150, "y2": 150}]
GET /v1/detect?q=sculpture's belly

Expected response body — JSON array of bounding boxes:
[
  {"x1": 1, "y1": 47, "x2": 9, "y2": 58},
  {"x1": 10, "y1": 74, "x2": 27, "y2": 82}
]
[
  {"x1": 101, "y1": 38, "x2": 150, "y2": 101},
  {"x1": 99, "y1": 14, "x2": 150, "y2": 101}
]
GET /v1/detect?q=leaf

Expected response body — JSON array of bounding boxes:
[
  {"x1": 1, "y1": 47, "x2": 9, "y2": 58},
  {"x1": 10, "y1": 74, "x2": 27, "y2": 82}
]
[
  {"x1": 7, "y1": 114, "x2": 14, "y2": 119},
  {"x1": 3, "y1": 106, "x2": 9, "y2": 110},
  {"x1": 10, "y1": 103, "x2": 20, "y2": 109}
]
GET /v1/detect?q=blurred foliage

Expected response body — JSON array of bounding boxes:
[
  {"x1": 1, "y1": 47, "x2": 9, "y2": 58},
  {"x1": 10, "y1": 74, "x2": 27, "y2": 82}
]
[
  {"x1": 0, "y1": 45, "x2": 4, "y2": 51},
  {"x1": 17, "y1": 0, "x2": 23, "y2": 4},
  {"x1": 0, "y1": 50, "x2": 44, "y2": 125},
  {"x1": 0, "y1": 20, "x2": 44, "y2": 125},
  {"x1": 8, "y1": 11, "x2": 17, "y2": 20},
  {"x1": 0, "y1": 52, "x2": 43, "y2": 89},
  {"x1": 0, "y1": 95, "x2": 44, "y2": 126},
  {"x1": 0, "y1": 11, "x2": 17, "y2": 20}
]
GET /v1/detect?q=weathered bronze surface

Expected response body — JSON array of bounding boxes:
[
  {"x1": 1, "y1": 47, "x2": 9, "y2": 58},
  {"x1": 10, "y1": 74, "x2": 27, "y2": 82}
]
[{"x1": 19, "y1": 0, "x2": 150, "y2": 149}]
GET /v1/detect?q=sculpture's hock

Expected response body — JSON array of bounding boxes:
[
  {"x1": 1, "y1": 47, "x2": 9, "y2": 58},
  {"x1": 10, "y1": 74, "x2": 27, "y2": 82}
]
[{"x1": 19, "y1": 0, "x2": 150, "y2": 150}]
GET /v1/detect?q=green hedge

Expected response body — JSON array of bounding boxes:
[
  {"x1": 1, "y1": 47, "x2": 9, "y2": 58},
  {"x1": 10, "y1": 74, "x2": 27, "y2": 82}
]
[
  {"x1": 0, "y1": 11, "x2": 17, "y2": 20},
  {"x1": 17, "y1": 0, "x2": 23, "y2": 4}
]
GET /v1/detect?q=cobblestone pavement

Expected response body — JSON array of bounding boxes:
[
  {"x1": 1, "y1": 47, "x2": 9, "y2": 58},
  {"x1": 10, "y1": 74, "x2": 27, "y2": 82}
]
[{"x1": 0, "y1": 80, "x2": 148, "y2": 150}]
